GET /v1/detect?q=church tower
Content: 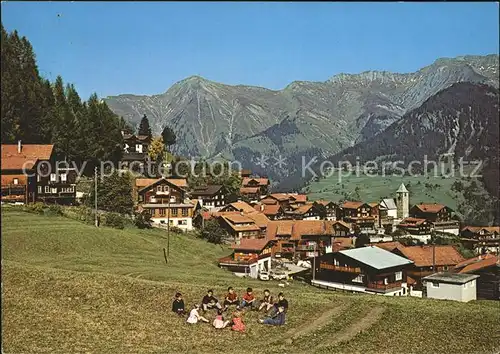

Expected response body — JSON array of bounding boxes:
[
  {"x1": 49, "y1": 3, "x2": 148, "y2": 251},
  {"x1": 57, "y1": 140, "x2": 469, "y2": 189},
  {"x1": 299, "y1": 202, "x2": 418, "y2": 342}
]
[{"x1": 396, "y1": 183, "x2": 409, "y2": 219}]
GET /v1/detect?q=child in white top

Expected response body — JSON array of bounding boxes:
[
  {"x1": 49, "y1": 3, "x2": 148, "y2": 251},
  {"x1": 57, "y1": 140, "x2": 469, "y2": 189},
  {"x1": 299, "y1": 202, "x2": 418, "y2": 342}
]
[{"x1": 186, "y1": 304, "x2": 209, "y2": 324}]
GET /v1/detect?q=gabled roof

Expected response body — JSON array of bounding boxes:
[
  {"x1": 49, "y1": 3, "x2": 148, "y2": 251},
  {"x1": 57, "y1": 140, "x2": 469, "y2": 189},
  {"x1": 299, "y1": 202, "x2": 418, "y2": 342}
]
[
  {"x1": 314, "y1": 199, "x2": 337, "y2": 208},
  {"x1": 341, "y1": 201, "x2": 366, "y2": 210},
  {"x1": 240, "y1": 187, "x2": 260, "y2": 195},
  {"x1": 191, "y1": 185, "x2": 224, "y2": 196},
  {"x1": 397, "y1": 245, "x2": 465, "y2": 267},
  {"x1": 220, "y1": 201, "x2": 256, "y2": 213},
  {"x1": 1, "y1": 144, "x2": 54, "y2": 170},
  {"x1": 461, "y1": 226, "x2": 500, "y2": 234},
  {"x1": 223, "y1": 214, "x2": 255, "y2": 224},
  {"x1": 242, "y1": 177, "x2": 269, "y2": 187},
  {"x1": 397, "y1": 183, "x2": 408, "y2": 193},
  {"x1": 458, "y1": 256, "x2": 499, "y2": 274},
  {"x1": 231, "y1": 238, "x2": 273, "y2": 251},
  {"x1": 266, "y1": 220, "x2": 349, "y2": 241},
  {"x1": 267, "y1": 193, "x2": 307, "y2": 203},
  {"x1": 135, "y1": 178, "x2": 188, "y2": 189},
  {"x1": 137, "y1": 177, "x2": 188, "y2": 193},
  {"x1": 254, "y1": 203, "x2": 283, "y2": 216},
  {"x1": 399, "y1": 217, "x2": 428, "y2": 226},
  {"x1": 339, "y1": 246, "x2": 413, "y2": 270},
  {"x1": 372, "y1": 241, "x2": 405, "y2": 252},
  {"x1": 244, "y1": 212, "x2": 270, "y2": 229},
  {"x1": 454, "y1": 254, "x2": 496, "y2": 270},
  {"x1": 412, "y1": 203, "x2": 447, "y2": 214},
  {"x1": 380, "y1": 198, "x2": 397, "y2": 210}
]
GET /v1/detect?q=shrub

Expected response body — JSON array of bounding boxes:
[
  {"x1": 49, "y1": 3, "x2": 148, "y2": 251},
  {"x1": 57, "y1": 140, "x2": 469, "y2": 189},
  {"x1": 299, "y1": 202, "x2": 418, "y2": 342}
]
[
  {"x1": 103, "y1": 212, "x2": 126, "y2": 229},
  {"x1": 23, "y1": 202, "x2": 45, "y2": 214},
  {"x1": 169, "y1": 226, "x2": 184, "y2": 234},
  {"x1": 46, "y1": 204, "x2": 63, "y2": 216},
  {"x1": 134, "y1": 210, "x2": 152, "y2": 229}
]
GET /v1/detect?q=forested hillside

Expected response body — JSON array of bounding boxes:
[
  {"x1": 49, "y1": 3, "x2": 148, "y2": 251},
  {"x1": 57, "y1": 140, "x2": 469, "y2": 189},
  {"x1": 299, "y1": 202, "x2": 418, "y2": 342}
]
[{"x1": 1, "y1": 24, "x2": 125, "y2": 173}]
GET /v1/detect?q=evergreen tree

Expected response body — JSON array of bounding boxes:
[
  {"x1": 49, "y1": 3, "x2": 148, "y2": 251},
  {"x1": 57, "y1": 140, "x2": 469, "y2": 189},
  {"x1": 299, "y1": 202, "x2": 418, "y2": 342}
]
[
  {"x1": 138, "y1": 114, "x2": 152, "y2": 138},
  {"x1": 161, "y1": 125, "x2": 176, "y2": 148}
]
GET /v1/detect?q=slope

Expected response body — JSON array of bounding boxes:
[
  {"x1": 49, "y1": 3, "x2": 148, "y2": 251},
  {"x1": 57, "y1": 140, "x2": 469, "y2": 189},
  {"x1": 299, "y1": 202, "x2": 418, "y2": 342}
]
[{"x1": 2, "y1": 209, "x2": 500, "y2": 353}]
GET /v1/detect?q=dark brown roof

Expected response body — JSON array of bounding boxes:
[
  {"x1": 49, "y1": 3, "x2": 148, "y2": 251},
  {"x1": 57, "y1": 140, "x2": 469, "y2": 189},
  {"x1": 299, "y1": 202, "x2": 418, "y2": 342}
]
[{"x1": 191, "y1": 185, "x2": 223, "y2": 196}]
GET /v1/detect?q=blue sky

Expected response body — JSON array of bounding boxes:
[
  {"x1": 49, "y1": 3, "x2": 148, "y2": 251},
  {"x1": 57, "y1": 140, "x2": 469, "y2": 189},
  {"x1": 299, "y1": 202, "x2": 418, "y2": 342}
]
[{"x1": 2, "y1": 2, "x2": 499, "y2": 99}]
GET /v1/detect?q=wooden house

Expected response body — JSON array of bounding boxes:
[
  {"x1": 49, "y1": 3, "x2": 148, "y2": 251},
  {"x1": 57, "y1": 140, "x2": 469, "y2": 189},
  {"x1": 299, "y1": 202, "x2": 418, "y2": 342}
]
[
  {"x1": 410, "y1": 204, "x2": 460, "y2": 235},
  {"x1": 1, "y1": 142, "x2": 76, "y2": 205},
  {"x1": 455, "y1": 255, "x2": 500, "y2": 300},
  {"x1": 397, "y1": 217, "x2": 432, "y2": 243},
  {"x1": 340, "y1": 201, "x2": 378, "y2": 232},
  {"x1": 120, "y1": 132, "x2": 151, "y2": 170},
  {"x1": 218, "y1": 238, "x2": 274, "y2": 278},
  {"x1": 460, "y1": 226, "x2": 500, "y2": 254},
  {"x1": 314, "y1": 200, "x2": 339, "y2": 221},
  {"x1": 392, "y1": 245, "x2": 465, "y2": 290},
  {"x1": 253, "y1": 203, "x2": 286, "y2": 220},
  {"x1": 285, "y1": 203, "x2": 323, "y2": 220},
  {"x1": 219, "y1": 214, "x2": 261, "y2": 242},
  {"x1": 240, "y1": 177, "x2": 270, "y2": 200},
  {"x1": 136, "y1": 177, "x2": 195, "y2": 231},
  {"x1": 312, "y1": 246, "x2": 414, "y2": 296},
  {"x1": 190, "y1": 185, "x2": 227, "y2": 210}
]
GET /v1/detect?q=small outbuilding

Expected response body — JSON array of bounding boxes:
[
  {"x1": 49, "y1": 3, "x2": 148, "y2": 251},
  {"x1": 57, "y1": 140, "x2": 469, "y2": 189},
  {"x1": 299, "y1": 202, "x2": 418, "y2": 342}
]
[{"x1": 422, "y1": 272, "x2": 480, "y2": 302}]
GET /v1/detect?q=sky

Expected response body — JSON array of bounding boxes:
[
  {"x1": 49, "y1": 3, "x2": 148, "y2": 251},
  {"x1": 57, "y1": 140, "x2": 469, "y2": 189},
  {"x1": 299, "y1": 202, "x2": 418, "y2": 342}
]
[{"x1": 2, "y1": 2, "x2": 499, "y2": 99}]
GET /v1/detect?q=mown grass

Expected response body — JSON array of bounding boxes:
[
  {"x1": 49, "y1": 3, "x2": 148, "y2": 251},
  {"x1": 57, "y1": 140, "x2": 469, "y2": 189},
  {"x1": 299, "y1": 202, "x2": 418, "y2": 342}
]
[{"x1": 2, "y1": 209, "x2": 500, "y2": 354}]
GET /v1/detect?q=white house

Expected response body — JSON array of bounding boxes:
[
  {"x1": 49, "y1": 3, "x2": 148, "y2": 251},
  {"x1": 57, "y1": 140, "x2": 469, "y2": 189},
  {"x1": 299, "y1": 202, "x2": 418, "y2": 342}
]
[{"x1": 422, "y1": 272, "x2": 480, "y2": 302}]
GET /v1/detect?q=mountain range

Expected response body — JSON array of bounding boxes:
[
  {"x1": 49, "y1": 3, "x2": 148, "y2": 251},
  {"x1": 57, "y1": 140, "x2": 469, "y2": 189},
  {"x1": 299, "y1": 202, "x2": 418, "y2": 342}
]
[{"x1": 105, "y1": 54, "x2": 499, "y2": 187}]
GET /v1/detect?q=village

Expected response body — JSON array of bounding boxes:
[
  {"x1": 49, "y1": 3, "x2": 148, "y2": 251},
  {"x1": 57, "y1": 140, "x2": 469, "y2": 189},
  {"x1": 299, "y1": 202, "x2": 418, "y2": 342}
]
[{"x1": 1, "y1": 137, "x2": 499, "y2": 304}]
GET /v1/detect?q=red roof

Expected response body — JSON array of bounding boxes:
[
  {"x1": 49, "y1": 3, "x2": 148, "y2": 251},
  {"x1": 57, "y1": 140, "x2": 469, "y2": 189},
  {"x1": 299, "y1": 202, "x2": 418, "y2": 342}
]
[
  {"x1": 242, "y1": 177, "x2": 269, "y2": 187},
  {"x1": 1, "y1": 144, "x2": 54, "y2": 170},
  {"x1": 231, "y1": 238, "x2": 272, "y2": 251},
  {"x1": 461, "y1": 226, "x2": 500, "y2": 234},
  {"x1": 458, "y1": 256, "x2": 499, "y2": 274},
  {"x1": 399, "y1": 217, "x2": 427, "y2": 226},
  {"x1": 240, "y1": 187, "x2": 260, "y2": 194},
  {"x1": 413, "y1": 203, "x2": 446, "y2": 214},
  {"x1": 454, "y1": 254, "x2": 496, "y2": 270},
  {"x1": 341, "y1": 201, "x2": 365, "y2": 210},
  {"x1": 135, "y1": 178, "x2": 188, "y2": 189},
  {"x1": 220, "y1": 201, "x2": 256, "y2": 213},
  {"x1": 266, "y1": 220, "x2": 347, "y2": 241},
  {"x1": 398, "y1": 245, "x2": 465, "y2": 267},
  {"x1": 372, "y1": 241, "x2": 405, "y2": 252},
  {"x1": 255, "y1": 203, "x2": 282, "y2": 216}
]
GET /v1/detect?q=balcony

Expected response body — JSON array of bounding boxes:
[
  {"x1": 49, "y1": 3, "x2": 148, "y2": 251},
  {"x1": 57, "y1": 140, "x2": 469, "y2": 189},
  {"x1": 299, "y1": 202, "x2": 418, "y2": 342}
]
[
  {"x1": 319, "y1": 263, "x2": 361, "y2": 273},
  {"x1": 367, "y1": 280, "x2": 402, "y2": 291},
  {"x1": 218, "y1": 256, "x2": 257, "y2": 266},
  {"x1": 1, "y1": 184, "x2": 26, "y2": 196}
]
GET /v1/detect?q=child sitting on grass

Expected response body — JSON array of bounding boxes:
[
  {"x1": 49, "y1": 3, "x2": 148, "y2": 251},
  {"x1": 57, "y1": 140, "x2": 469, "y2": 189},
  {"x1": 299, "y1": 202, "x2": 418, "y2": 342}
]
[
  {"x1": 171, "y1": 292, "x2": 186, "y2": 316},
  {"x1": 259, "y1": 305, "x2": 286, "y2": 326},
  {"x1": 231, "y1": 310, "x2": 246, "y2": 332},
  {"x1": 258, "y1": 289, "x2": 274, "y2": 312},
  {"x1": 240, "y1": 287, "x2": 256, "y2": 310},
  {"x1": 223, "y1": 286, "x2": 239, "y2": 311},
  {"x1": 186, "y1": 304, "x2": 209, "y2": 324},
  {"x1": 212, "y1": 309, "x2": 230, "y2": 329}
]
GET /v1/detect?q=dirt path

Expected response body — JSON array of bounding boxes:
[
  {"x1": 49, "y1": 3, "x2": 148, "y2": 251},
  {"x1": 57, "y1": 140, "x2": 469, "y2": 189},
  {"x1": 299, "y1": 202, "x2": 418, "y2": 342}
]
[
  {"x1": 318, "y1": 306, "x2": 386, "y2": 349},
  {"x1": 281, "y1": 303, "x2": 349, "y2": 345}
]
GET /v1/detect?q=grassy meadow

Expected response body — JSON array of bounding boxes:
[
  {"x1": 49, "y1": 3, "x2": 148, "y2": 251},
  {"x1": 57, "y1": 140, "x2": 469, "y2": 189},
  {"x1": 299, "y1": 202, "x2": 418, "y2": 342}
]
[{"x1": 2, "y1": 208, "x2": 500, "y2": 354}]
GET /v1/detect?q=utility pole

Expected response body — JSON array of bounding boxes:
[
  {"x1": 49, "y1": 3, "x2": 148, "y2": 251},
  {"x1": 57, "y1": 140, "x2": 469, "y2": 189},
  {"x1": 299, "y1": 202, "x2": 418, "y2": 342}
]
[
  {"x1": 167, "y1": 197, "x2": 171, "y2": 257},
  {"x1": 94, "y1": 166, "x2": 98, "y2": 227},
  {"x1": 312, "y1": 242, "x2": 317, "y2": 281}
]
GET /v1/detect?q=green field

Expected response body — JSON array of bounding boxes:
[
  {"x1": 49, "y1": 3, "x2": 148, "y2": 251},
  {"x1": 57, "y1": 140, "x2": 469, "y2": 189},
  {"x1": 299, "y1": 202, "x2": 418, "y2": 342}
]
[
  {"x1": 2, "y1": 208, "x2": 500, "y2": 353},
  {"x1": 305, "y1": 170, "x2": 476, "y2": 211}
]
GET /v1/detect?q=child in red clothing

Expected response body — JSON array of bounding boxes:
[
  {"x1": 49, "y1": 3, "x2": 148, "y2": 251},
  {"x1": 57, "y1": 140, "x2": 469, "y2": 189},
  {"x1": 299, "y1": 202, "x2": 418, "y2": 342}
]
[
  {"x1": 231, "y1": 310, "x2": 245, "y2": 332},
  {"x1": 240, "y1": 287, "x2": 255, "y2": 310}
]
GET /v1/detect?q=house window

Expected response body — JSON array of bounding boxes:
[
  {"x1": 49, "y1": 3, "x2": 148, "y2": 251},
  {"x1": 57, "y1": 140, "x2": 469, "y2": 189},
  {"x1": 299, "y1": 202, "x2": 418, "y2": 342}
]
[
  {"x1": 157, "y1": 185, "x2": 162, "y2": 192},
  {"x1": 136, "y1": 144, "x2": 143, "y2": 153},
  {"x1": 159, "y1": 208, "x2": 166, "y2": 216},
  {"x1": 334, "y1": 259, "x2": 339, "y2": 266},
  {"x1": 50, "y1": 173, "x2": 57, "y2": 182},
  {"x1": 13, "y1": 178, "x2": 19, "y2": 185},
  {"x1": 443, "y1": 265, "x2": 448, "y2": 271},
  {"x1": 171, "y1": 208, "x2": 178, "y2": 217},
  {"x1": 37, "y1": 186, "x2": 42, "y2": 193},
  {"x1": 178, "y1": 220, "x2": 187, "y2": 226},
  {"x1": 469, "y1": 282, "x2": 475, "y2": 288},
  {"x1": 51, "y1": 188, "x2": 57, "y2": 194},
  {"x1": 384, "y1": 278, "x2": 388, "y2": 285},
  {"x1": 431, "y1": 281, "x2": 440, "y2": 288},
  {"x1": 61, "y1": 173, "x2": 67, "y2": 182},
  {"x1": 37, "y1": 175, "x2": 41, "y2": 182},
  {"x1": 45, "y1": 186, "x2": 50, "y2": 193},
  {"x1": 182, "y1": 208, "x2": 188, "y2": 217},
  {"x1": 395, "y1": 271, "x2": 402, "y2": 281},
  {"x1": 352, "y1": 274, "x2": 364, "y2": 283}
]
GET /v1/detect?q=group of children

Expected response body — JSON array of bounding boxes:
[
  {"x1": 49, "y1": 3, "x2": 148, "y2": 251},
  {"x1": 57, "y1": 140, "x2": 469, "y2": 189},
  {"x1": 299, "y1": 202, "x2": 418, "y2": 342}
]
[{"x1": 171, "y1": 287, "x2": 289, "y2": 332}]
